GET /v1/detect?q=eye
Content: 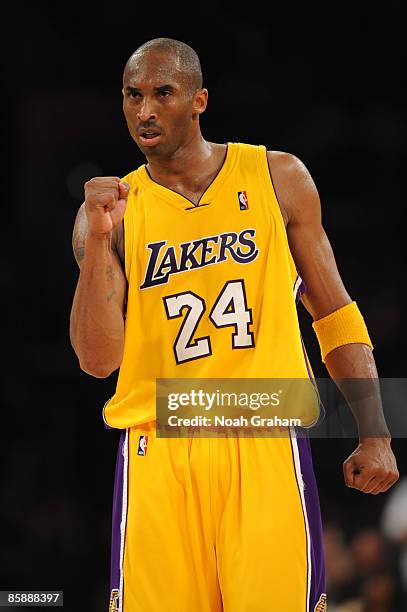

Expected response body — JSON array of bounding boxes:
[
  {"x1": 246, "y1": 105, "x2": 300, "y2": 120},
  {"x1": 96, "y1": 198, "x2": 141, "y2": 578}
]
[
  {"x1": 158, "y1": 90, "x2": 171, "y2": 97},
  {"x1": 128, "y1": 88, "x2": 141, "y2": 99}
]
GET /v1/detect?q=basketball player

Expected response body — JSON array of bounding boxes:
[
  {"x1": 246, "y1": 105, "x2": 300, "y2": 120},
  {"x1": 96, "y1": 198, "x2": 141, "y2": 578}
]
[{"x1": 69, "y1": 38, "x2": 399, "y2": 611}]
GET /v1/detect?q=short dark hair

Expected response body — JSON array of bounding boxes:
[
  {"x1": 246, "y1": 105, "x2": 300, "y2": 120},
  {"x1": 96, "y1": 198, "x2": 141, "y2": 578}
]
[{"x1": 125, "y1": 38, "x2": 203, "y2": 93}]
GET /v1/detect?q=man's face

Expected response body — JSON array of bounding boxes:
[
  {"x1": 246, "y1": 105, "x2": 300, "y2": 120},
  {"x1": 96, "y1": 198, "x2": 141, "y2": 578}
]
[{"x1": 123, "y1": 51, "x2": 202, "y2": 158}]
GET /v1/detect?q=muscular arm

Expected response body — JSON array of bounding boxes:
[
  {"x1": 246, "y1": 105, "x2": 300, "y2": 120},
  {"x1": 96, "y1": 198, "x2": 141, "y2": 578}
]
[
  {"x1": 268, "y1": 151, "x2": 398, "y2": 493},
  {"x1": 70, "y1": 203, "x2": 127, "y2": 378}
]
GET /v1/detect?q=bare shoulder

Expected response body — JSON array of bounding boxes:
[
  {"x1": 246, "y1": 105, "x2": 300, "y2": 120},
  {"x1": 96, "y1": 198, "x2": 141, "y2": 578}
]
[
  {"x1": 71, "y1": 203, "x2": 125, "y2": 268},
  {"x1": 266, "y1": 150, "x2": 311, "y2": 184},
  {"x1": 266, "y1": 150, "x2": 321, "y2": 226}
]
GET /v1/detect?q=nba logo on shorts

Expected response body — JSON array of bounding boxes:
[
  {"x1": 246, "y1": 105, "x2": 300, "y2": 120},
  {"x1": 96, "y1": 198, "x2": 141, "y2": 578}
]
[
  {"x1": 109, "y1": 589, "x2": 119, "y2": 612},
  {"x1": 137, "y1": 435, "x2": 148, "y2": 456},
  {"x1": 238, "y1": 191, "x2": 249, "y2": 210},
  {"x1": 314, "y1": 593, "x2": 327, "y2": 611}
]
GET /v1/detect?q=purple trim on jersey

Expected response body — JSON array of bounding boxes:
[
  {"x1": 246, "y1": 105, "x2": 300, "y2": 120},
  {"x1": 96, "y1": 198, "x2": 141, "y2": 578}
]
[
  {"x1": 300, "y1": 326, "x2": 326, "y2": 426},
  {"x1": 145, "y1": 142, "x2": 229, "y2": 209},
  {"x1": 295, "y1": 279, "x2": 307, "y2": 304},
  {"x1": 293, "y1": 274, "x2": 305, "y2": 305},
  {"x1": 103, "y1": 398, "x2": 114, "y2": 430},
  {"x1": 293, "y1": 273, "x2": 325, "y2": 425},
  {"x1": 104, "y1": 419, "x2": 114, "y2": 431},
  {"x1": 297, "y1": 437, "x2": 326, "y2": 610},
  {"x1": 110, "y1": 430, "x2": 126, "y2": 601}
]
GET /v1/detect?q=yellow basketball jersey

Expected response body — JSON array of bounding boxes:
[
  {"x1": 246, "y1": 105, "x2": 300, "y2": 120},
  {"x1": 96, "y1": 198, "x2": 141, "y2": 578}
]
[{"x1": 103, "y1": 142, "x2": 319, "y2": 429}]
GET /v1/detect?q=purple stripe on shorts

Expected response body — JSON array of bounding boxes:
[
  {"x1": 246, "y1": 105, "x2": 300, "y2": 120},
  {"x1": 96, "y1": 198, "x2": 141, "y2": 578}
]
[
  {"x1": 297, "y1": 436, "x2": 326, "y2": 610},
  {"x1": 293, "y1": 272, "x2": 326, "y2": 608},
  {"x1": 110, "y1": 430, "x2": 127, "y2": 604}
]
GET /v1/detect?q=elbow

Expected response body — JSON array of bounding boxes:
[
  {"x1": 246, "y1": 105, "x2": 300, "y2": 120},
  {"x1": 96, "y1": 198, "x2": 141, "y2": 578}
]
[
  {"x1": 79, "y1": 358, "x2": 120, "y2": 379},
  {"x1": 69, "y1": 331, "x2": 123, "y2": 378}
]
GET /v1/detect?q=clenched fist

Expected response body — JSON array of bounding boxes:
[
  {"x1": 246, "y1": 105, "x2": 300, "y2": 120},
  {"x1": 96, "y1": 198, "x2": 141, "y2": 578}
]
[
  {"x1": 84, "y1": 177, "x2": 130, "y2": 236},
  {"x1": 343, "y1": 438, "x2": 399, "y2": 494}
]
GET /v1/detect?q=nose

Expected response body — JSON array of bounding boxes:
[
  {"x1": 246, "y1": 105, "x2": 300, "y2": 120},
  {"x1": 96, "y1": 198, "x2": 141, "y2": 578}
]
[{"x1": 137, "y1": 97, "x2": 157, "y2": 123}]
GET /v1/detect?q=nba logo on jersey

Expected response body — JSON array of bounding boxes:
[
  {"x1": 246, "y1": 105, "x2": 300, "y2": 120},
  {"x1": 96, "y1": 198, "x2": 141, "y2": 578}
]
[
  {"x1": 238, "y1": 190, "x2": 249, "y2": 210},
  {"x1": 137, "y1": 435, "x2": 148, "y2": 456}
]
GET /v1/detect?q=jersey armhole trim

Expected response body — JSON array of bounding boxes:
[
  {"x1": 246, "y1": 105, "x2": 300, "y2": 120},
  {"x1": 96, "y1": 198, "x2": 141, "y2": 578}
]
[
  {"x1": 256, "y1": 145, "x2": 304, "y2": 294},
  {"x1": 255, "y1": 146, "x2": 287, "y2": 233}
]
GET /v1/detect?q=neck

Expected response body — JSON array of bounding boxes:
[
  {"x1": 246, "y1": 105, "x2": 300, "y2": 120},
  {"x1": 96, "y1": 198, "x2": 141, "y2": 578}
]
[{"x1": 145, "y1": 131, "x2": 214, "y2": 182}]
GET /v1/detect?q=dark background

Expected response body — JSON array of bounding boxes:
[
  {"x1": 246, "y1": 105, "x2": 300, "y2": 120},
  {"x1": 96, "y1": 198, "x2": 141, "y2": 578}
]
[{"x1": 1, "y1": 5, "x2": 406, "y2": 611}]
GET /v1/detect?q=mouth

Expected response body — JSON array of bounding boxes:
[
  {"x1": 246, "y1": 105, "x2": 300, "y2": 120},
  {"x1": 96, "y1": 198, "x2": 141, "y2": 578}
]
[{"x1": 138, "y1": 130, "x2": 162, "y2": 147}]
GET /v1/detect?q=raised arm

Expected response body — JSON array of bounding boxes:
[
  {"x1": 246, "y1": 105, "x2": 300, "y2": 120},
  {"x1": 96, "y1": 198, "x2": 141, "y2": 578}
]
[
  {"x1": 70, "y1": 177, "x2": 129, "y2": 378},
  {"x1": 268, "y1": 151, "x2": 399, "y2": 494}
]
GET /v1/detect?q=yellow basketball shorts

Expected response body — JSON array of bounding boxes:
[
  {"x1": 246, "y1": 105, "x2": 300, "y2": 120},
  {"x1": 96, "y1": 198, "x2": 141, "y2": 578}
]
[{"x1": 108, "y1": 423, "x2": 326, "y2": 611}]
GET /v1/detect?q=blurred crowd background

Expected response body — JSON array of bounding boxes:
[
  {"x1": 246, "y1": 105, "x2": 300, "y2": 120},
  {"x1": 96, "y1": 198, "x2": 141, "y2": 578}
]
[{"x1": 1, "y1": 4, "x2": 406, "y2": 611}]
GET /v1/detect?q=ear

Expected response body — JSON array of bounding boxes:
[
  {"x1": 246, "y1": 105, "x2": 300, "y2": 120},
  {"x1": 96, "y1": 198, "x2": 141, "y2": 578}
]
[{"x1": 192, "y1": 88, "x2": 208, "y2": 115}]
